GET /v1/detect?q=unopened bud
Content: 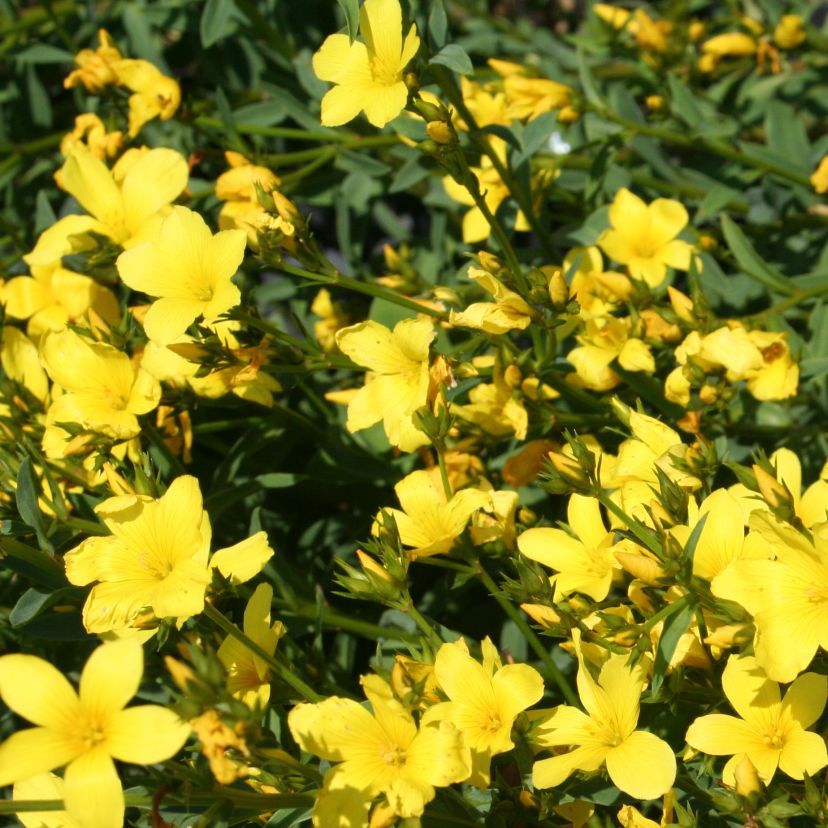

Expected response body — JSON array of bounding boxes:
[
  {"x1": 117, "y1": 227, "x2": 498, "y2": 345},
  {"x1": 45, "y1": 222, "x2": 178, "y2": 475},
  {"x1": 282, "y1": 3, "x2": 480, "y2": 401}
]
[
  {"x1": 426, "y1": 120, "x2": 454, "y2": 144},
  {"x1": 615, "y1": 550, "x2": 665, "y2": 584},
  {"x1": 356, "y1": 550, "x2": 393, "y2": 585},
  {"x1": 557, "y1": 105, "x2": 580, "y2": 123},
  {"x1": 667, "y1": 286, "x2": 695, "y2": 323},
  {"x1": 504, "y1": 364, "x2": 522, "y2": 388},
  {"x1": 646, "y1": 94, "x2": 664, "y2": 110},
  {"x1": 547, "y1": 268, "x2": 569, "y2": 307},
  {"x1": 165, "y1": 656, "x2": 197, "y2": 692},
  {"x1": 753, "y1": 464, "x2": 793, "y2": 511},
  {"x1": 520, "y1": 603, "x2": 561, "y2": 629}
]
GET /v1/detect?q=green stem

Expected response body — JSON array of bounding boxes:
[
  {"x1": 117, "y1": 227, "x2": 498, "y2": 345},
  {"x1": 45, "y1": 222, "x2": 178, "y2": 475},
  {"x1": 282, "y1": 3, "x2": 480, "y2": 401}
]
[
  {"x1": 203, "y1": 603, "x2": 322, "y2": 702},
  {"x1": 277, "y1": 261, "x2": 446, "y2": 319},
  {"x1": 598, "y1": 109, "x2": 812, "y2": 188},
  {"x1": 475, "y1": 564, "x2": 580, "y2": 706},
  {"x1": 272, "y1": 598, "x2": 420, "y2": 643},
  {"x1": 748, "y1": 283, "x2": 828, "y2": 321},
  {"x1": 403, "y1": 597, "x2": 443, "y2": 648},
  {"x1": 430, "y1": 65, "x2": 556, "y2": 261}
]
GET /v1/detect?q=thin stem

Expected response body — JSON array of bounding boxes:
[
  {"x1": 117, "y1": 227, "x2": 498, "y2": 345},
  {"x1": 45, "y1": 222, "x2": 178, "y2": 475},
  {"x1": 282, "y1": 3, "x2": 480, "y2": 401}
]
[
  {"x1": 272, "y1": 598, "x2": 421, "y2": 643},
  {"x1": 475, "y1": 563, "x2": 580, "y2": 706},
  {"x1": 748, "y1": 283, "x2": 828, "y2": 322},
  {"x1": 278, "y1": 261, "x2": 446, "y2": 320},
  {"x1": 402, "y1": 597, "x2": 443, "y2": 648},
  {"x1": 203, "y1": 603, "x2": 322, "y2": 702}
]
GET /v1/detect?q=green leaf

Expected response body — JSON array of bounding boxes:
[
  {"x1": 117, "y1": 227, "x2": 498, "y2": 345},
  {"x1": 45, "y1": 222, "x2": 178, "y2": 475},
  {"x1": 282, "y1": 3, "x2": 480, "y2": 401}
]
[
  {"x1": 255, "y1": 473, "x2": 302, "y2": 488},
  {"x1": 430, "y1": 44, "x2": 473, "y2": 76},
  {"x1": 15, "y1": 458, "x2": 51, "y2": 550},
  {"x1": 26, "y1": 65, "x2": 52, "y2": 128},
  {"x1": 515, "y1": 111, "x2": 558, "y2": 165},
  {"x1": 13, "y1": 44, "x2": 74, "y2": 64},
  {"x1": 390, "y1": 155, "x2": 430, "y2": 193},
  {"x1": 428, "y1": 0, "x2": 448, "y2": 48},
  {"x1": 576, "y1": 48, "x2": 603, "y2": 107},
  {"x1": 201, "y1": 0, "x2": 237, "y2": 48},
  {"x1": 337, "y1": 0, "x2": 360, "y2": 42},
  {"x1": 765, "y1": 101, "x2": 810, "y2": 173},
  {"x1": 720, "y1": 215, "x2": 793, "y2": 295},
  {"x1": 667, "y1": 74, "x2": 703, "y2": 129},
  {"x1": 650, "y1": 596, "x2": 695, "y2": 697}
]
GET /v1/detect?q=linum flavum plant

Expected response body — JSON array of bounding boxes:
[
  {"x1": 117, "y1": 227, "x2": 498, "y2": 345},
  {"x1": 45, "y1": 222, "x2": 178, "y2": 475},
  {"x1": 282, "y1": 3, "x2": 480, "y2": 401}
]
[{"x1": 3, "y1": 2, "x2": 828, "y2": 828}]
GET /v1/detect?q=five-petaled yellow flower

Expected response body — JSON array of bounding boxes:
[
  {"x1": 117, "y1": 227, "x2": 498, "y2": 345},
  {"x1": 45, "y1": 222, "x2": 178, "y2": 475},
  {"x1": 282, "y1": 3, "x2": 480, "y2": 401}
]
[
  {"x1": 598, "y1": 188, "x2": 693, "y2": 288},
  {"x1": 335, "y1": 317, "x2": 435, "y2": 451},
  {"x1": 288, "y1": 674, "x2": 469, "y2": 824},
  {"x1": 117, "y1": 205, "x2": 247, "y2": 345},
  {"x1": 686, "y1": 655, "x2": 828, "y2": 784},
  {"x1": 312, "y1": 0, "x2": 420, "y2": 127},
  {"x1": 0, "y1": 640, "x2": 190, "y2": 828},
  {"x1": 64, "y1": 475, "x2": 273, "y2": 633},
  {"x1": 532, "y1": 630, "x2": 676, "y2": 799}
]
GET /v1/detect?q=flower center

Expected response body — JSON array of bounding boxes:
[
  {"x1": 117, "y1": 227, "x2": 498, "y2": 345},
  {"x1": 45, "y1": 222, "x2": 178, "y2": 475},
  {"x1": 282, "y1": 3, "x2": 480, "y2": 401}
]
[
  {"x1": 482, "y1": 712, "x2": 503, "y2": 734},
  {"x1": 763, "y1": 726, "x2": 785, "y2": 749},
  {"x1": 369, "y1": 56, "x2": 400, "y2": 87},
  {"x1": 381, "y1": 744, "x2": 407, "y2": 767}
]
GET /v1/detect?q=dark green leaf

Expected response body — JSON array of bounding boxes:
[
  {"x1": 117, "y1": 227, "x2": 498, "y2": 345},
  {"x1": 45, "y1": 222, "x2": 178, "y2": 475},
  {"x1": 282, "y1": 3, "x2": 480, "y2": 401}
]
[
  {"x1": 428, "y1": 0, "x2": 448, "y2": 48},
  {"x1": 337, "y1": 0, "x2": 360, "y2": 42},
  {"x1": 201, "y1": 0, "x2": 237, "y2": 48},
  {"x1": 430, "y1": 44, "x2": 473, "y2": 76},
  {"x1": 720, "y1": 215, "x2": 793, "y2": 295},
  {"x1": 651, "y1": 596, "x2": 695, "y2": 697},
  {"x1": 667, "y1": 74, "x2": 703, "y2": 129}
]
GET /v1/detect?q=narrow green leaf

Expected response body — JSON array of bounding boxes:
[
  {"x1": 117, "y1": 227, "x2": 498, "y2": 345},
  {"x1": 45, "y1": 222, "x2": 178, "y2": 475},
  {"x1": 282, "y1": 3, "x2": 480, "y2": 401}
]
[
  {"x1": 15, "y1": 458, "x2": 50, "y2": 550},
  {"x1": 201, "y1": 0, "x2": 237, "y2": 48},
  {"x1": 667, "y1": 74, "x2": 703, "y2": 129},
  {"x1": 13, "y1": 44, "x2": 74, "y2": 64},
  {"x1": 428, "y1": 0, "x2": 448, "y2": 48},
  {"x1": 651, "y1": 596, "x2": 695, "y2": 697},
  {"x1": 765, "y1": 101, "x2": 810, "y2": 173},
  {"x1": 337, "y1": 0, "x2": 360, "y2": 42},
  {"x1": 430, "y1": 44, "x2": 473, "y2": 76},
  {"x1": 720, "y1": 215, "x2": 793, "y2": 295},
  {"x1": 576, "y1": 47, "x2": 603, "y2": 107}
]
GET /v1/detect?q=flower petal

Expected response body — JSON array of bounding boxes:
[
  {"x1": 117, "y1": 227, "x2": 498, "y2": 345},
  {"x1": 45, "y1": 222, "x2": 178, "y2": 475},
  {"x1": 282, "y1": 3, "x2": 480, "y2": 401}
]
[
  {"x1": 0, "y1": 728, "x2": 78, "y2": 786},
  {"x1": 63, "y1": 750, "x2": 124, "y2": 828},
  {"x1": 782, "y1": 672, "x2": 827, "y2": 729},
  {"x1": 0, "y1": 654, "x2": 80, "y2": 729},
  {"x1": 108, "y1": 705, "x2": 190, "y2": 764},
  {"x1": 605, "y1": 730, "x2": 676, "y2": 799},
  {"x1": 79, "y1": 640, "x2": 143, "y2": 718},
  {"x1": 532, "y1": 744, "x2": 608, "y2": 789},
  {"x1": 778, "y1": 729, "x2": 828, "y2": 780}
]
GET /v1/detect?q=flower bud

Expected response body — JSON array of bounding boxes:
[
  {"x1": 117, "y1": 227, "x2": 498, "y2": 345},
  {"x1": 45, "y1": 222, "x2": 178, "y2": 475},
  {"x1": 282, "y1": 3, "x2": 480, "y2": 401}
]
[
  {"x1": 520, "y1": 603, "x2": 561, "y2": 629},
  {"x1": 734, "y1": 755, "x2": 762, "y2": 797},
  {"x1": 426, "y1": 120, "x2": 454, "y2": 144}
]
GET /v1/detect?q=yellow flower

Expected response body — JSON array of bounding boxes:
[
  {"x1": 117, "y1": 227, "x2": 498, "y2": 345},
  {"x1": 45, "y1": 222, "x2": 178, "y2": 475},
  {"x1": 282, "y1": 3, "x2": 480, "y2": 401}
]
[
  {"x1": 335, "y1": 317, "x2": 435, "y2": 451},
  {"x1": 443, "y1": 140, "x2": 530, "y2": 243},
  {"x1": 617, "y1": 805, "x2": 659, "y2": 828},
  {"x1": 518, "y1": 494, "x2": 625, "y2": 602},
  {"x1": 712, "y1": 512, "x2": 828, "y2": 682},
  {"x1": 686, "y1": 655, "x2": 828, "y2": 784},
  {"x1": 3, "y1": 259, "x2": 120, "y2": 339},
  {"x1": 696, "y1": 325, "x2": 798, "y2": 401},
  {"x1": 594, "y1": 4, "x2": 631, "y2": 29},
  {"x1": 58, "y1": 146, "x2": 188, "y2": 248},
  {"x1": 1, "y1": 327, "x2": 49, "y2": 404},
  {"x1": 598, "y1": 189, "x2": 693, "y2": 288},
  {"x1": 288, "y1": 675, "x2": 469, "y2": 823},
  {"x1": 773, "y1": 15, "x2": 806, "y2": 49},
  {"x1": 117, "y1": 206, "x2": 247, "y2": 345},
  {"x1": 458, "y1": 78, "x2": 510, "y2": 130},
  {"x1": 567, "y1": 316, "x2": 655, "y2": 392},
  {"x1": 64, "y1": 475, "x2": 273, "y2": 633},
  {"x1": 565, "y1": 246, "x2": 632, "y2": 320},
  {"x1": 449, "y1": 265, "x2": 533, "y2": 334},
  {"x1": 427, "y1": 638, "x2": 543, "y2": 785},
  {"x1": 64, "y1": 28, "x2": 122, "y2": 92},
  {"x1": 113, "y1": 59, "x2": 181, "y2": 136},
  {"x1": 59, "y1": 113, "x2": 123, "y2": 162},
  {"x1": 699, "y1": 31, "x2": 758, "y2": 72},
  {"x1": 454, "y1": 361, "x2": 529, "y2": 439},
  {"x1": 39, "y1": 327, "x2": 161, "y2": 447},
  {"x1": 503, "y1": 75, "x2": 572, "y2": 121},
  {"x1": 0, "y1": 640, "x2": 190, "y2": 828},
  {"x1": 218, "y1": 583, "x2": 285, "y2": 709},
  {"x1": 312, "y1": 0, "x2": 420, "y2": 127},
  {"x1": 532, "y1": 630, "x2": 676, "y2": 799},
  {"x1": 376, "y1": 469, "x2": 489, "y2": 558},
  {"x1": 311, "y1": 288, "x2": 349, "y2": 351},
  {"x1": 811, "y1": 156, "x2": 828, "y2": 194}
]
